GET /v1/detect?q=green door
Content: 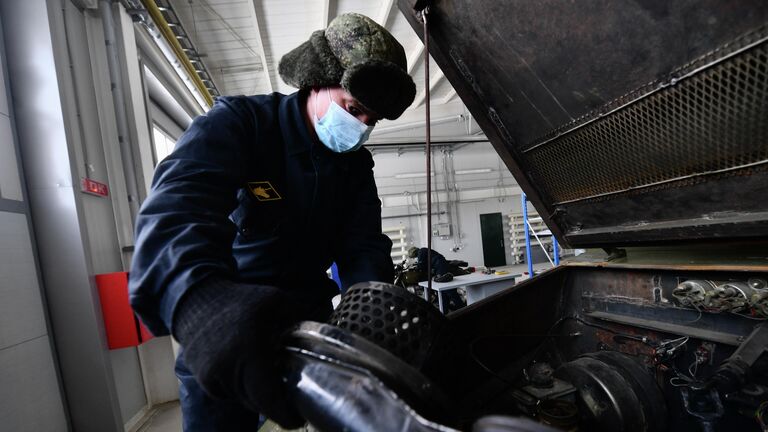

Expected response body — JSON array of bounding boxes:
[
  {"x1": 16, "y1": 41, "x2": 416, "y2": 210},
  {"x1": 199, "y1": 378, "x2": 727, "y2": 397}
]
[{"x1": 480, "y1": 212, "x2": 507, "y2": 267}]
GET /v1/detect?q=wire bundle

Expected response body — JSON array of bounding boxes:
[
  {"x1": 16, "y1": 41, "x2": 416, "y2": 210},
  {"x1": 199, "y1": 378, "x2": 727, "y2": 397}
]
[{"x1": 673, "y1": 279, "x2": 768, "y2": 320}]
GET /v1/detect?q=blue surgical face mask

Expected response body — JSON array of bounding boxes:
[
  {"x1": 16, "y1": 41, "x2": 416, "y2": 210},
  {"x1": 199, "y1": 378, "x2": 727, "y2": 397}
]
[{"x1": 313, "y1": 89, "x2": 374, "y2": 153}]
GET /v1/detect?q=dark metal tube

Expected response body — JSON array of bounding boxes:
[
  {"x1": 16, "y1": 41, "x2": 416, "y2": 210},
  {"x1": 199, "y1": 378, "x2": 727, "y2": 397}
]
[
  {"x1": 423, "y1": 7, "x2": 432, "y2": 294},
  {"x1": 522, "y1": 193, "x2": 534, "y2": 277}
]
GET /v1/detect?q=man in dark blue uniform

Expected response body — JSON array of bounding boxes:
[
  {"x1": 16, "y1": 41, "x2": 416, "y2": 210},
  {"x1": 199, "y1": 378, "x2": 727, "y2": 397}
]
[{"x1": 128, "y1": 13, "x2": 416, "y2": 431}]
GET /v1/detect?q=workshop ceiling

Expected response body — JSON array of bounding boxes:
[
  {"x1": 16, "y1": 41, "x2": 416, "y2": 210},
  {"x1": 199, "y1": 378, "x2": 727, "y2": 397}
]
[{"x1": 165, "y1": 0, "x2": 484, "y2": 142}]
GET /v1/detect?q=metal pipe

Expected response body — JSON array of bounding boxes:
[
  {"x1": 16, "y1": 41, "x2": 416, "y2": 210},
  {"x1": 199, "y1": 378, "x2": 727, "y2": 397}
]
[
  {"x1": 61, "y1": 0, "x2": 93, "y2": 175},
  {"x1": 436, "y1": 153, "x2": 447, "y2": 230},
  {"x1": 441, "y1": 150, "x2": 451, "y2": 229},
  {"x1": 423, "y1": 7, "x2": 432, "y2": 292},
  {"x1": 372, "y1": 114, "x2": 464, "y2": 134},
  {"x1": 382, "y1": 211, "x2": 445, "y2": 220},
  {"x1": 442, "y1": 150, "x2": 455, "y2": 246},
  {"x1": 522, "y1": 193, "x2": 534, "y2": 277},
  {"x1": 429, "y1": 146, "x2": 441, "y2": 222},
  {"x1": 376, "y1": 184, "x2": 521, "y2": 198},
  {"x1": 366, "y1": 137, "x2": 489, "y2": 146},
  {"x1": 141, "y1": 0, "x2": 214, "y2": 107},
  {"x1": 99, "y1": 0, "x2": 141, "y2": 224},
  {"x1": 449, "y1": 151, "x2": 463, "y2": 251}
]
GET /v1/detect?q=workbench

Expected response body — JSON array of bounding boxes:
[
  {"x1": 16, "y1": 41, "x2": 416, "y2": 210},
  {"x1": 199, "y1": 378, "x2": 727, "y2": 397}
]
[{"x1": 419, "y1": 272, "x2": 519, "y2": 313}]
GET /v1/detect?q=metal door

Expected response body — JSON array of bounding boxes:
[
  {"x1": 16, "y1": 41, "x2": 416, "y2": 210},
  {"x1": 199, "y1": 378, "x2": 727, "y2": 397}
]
[{"x1": 480, "y1": 212, "x2": 506, "y2": 267}]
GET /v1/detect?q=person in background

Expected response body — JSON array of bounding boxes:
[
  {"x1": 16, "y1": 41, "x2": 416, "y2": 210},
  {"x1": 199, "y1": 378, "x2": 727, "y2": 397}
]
[
  {"x1": 408, "y1": 246, "x2": 455, "y2": 282},
  {"x1": 407, "y1": 246, "x2": 468, "y2": 312},
  {"x1": 129, "y1": 13, "x2": 415, "y2": 431}
]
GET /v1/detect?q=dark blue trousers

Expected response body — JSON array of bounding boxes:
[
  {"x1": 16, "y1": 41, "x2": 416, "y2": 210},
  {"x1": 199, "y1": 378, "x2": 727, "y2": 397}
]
[{"x1": 175, "y1": 351, "x2": 262, "y2": 431}]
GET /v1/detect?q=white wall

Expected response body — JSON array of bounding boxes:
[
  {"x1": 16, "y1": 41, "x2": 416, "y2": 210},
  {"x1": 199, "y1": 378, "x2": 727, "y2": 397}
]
[
  {"x1": 0, "y1": 9, "x2": 68, "y2": 429},
  {"x1": 372, "y1": 142, "x2": 526, "y2": 267}
]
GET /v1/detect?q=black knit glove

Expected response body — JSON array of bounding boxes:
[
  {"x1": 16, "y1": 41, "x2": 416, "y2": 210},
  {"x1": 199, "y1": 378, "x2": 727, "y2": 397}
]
[{"x1": 173, "y1": 278, "x2": 323, "y2": 429}]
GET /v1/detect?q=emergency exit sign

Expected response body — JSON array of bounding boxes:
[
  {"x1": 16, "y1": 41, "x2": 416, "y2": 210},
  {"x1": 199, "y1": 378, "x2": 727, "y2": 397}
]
[{"x1": 80, "y1": 177, "x2": 109, "y2": 197}]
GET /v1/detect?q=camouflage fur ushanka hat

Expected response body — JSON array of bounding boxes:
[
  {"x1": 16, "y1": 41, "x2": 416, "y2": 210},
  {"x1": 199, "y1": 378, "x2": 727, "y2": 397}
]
[{"x1": 278, "y1": 13, "x2": 416, "y2": 120}]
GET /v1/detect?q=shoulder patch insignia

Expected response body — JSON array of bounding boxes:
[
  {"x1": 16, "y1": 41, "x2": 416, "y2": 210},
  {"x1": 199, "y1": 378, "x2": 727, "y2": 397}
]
[{"x1": 247, "y1": 181, "x2": 282, "y2": 201}]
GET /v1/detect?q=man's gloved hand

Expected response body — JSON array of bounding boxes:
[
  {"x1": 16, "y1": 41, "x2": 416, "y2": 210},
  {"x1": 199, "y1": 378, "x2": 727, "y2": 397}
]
[{"x1": 173, "y1": 278, "x2": 323, "y2": 429}]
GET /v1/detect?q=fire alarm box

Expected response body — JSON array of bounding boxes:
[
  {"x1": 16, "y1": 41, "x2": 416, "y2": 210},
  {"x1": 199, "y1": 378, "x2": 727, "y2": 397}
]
[{"x1": 95, "y1": 272, "x2": 153, "y2": 349}]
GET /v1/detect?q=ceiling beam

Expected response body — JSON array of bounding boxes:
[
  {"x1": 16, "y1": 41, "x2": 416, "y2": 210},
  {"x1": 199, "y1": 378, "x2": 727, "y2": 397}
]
[
  {"x1": 411, "y1": 69, "x2": 445, "y2": 108},
  {"x1": 247, "y1": 0, "x2": 275, "y2": 93},
  {"x1": 406, "y1": 43, "x2": 425, "y2": 75},
  {"x1": 376, "y1": 0, "x2": 396, "y2": 27},
  {"x1": 196, "y1": 0, "x2": 272, "y2": 94},
  {"x1": 371, "y1": 114, "x2": 463, "y2": 134},
  {"x1": 442, "y1": 87, "x2": 457, "y2": 104}
]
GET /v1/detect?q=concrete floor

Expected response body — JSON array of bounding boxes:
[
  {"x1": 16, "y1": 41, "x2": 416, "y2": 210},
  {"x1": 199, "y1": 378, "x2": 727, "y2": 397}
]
[{"x1": 137, "y1": 402, "x2": 182, "y2": 432}]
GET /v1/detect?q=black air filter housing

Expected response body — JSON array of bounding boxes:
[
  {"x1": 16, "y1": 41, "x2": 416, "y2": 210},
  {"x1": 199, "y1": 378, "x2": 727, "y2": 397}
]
[{"x1": 329, "y1": 281, "x2": 446, "y2": 370}]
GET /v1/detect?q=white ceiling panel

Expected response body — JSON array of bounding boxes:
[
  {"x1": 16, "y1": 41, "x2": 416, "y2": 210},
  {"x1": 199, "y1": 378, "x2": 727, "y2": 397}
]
[
  {"x1": 164, "y1": 0, "x2": 482, "y2": 141},
  {"x1": 336, "y1": 0, "x2": 380, "y2": 21}
]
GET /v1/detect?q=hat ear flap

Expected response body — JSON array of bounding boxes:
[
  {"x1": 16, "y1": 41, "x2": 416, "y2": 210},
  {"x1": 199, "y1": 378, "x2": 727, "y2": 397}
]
[
  {"x1": 342, "y1": 60, "x2": 417, "y2": 120},
  {"x1": 278, "y1": 31, "x2": 344, "y2": 89}
]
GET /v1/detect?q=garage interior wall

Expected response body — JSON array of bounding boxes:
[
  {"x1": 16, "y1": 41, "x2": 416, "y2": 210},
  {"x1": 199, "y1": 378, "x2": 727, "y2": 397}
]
[
  {"x1": 0, "y1": 8, "x2": 70, "y2": 431},
  {"x1": 0, "y1": 0, "x2": 182, "y2": 430},
  {"x1": 372, "y1": 142, "x2": 531, "y2": 266}
]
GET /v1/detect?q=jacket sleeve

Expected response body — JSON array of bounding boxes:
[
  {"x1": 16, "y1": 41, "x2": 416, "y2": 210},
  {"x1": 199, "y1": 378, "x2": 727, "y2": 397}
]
[
  {"x1": 129, "y1": 98, "x2": 253, "y2": 335},
  {"x1": 333, "y1": 149, "x2": 394, "y2": 289}
]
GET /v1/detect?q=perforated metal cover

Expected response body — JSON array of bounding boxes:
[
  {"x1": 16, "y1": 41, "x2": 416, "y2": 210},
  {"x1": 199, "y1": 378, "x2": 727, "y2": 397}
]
[
  {"x1": 525, "y1": 39, "x2": 768, "y2": 205},
  {"x1": 328, "y1": 281, "x2": 446, "y2": 370},
  {"x1": 399, "y1": 0, "x2": 768, "y2": 247}
]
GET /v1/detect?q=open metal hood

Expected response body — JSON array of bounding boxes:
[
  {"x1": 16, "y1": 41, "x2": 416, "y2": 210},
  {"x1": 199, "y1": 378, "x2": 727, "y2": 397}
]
[{"x1": 399, "y1": 0, "x2": 768, "y2": 249}]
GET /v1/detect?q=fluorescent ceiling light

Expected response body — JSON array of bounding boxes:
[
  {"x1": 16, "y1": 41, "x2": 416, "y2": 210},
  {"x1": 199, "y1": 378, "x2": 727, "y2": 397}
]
[
  {"x1": 394, "y1": 171, "x2": 435, "y2": 179},
  {"x1": 455, "y1": 168, "x2": 492, "y2": 175}
]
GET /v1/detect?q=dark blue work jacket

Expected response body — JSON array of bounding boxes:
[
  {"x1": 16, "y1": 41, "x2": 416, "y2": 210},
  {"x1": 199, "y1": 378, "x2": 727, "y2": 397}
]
[
  {"x1": 416, "y1": 248, "x2": 451, "y2": 276},
  {"x1": 129, "y1": 92, "x2": 394, "y2": 336}
]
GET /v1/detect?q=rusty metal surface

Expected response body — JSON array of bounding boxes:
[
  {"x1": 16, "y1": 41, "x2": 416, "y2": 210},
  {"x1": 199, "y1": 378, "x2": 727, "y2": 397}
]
[
  {"x1": 563, "y1": 267, "x2": 764, "y2": 346},
  {"x1": 593, "y1": 328, "x2": 657, "y2": 358},
  {"x1": 586, "y1": 311, "x2": 746, "y2": 346},
  {"x1": 396, "y1": 264, "x2": 768, "y2": 428},
  {"x1": 422, "y1": 267, "x2": 568, "y2": 417}
]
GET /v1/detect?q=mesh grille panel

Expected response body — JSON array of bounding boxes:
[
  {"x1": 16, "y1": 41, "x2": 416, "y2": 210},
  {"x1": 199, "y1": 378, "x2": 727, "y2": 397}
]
[{"x1": 525, "y1": 41, "x2": 768, "y2": 204}]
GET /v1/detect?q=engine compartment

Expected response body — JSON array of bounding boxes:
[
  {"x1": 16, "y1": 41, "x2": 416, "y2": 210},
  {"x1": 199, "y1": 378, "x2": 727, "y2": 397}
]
[
  {"x1": 419, "y1": 265, "x2": 768, "y2": 431},
  {"x1": 285, "y1": 265, "x2": 768, "y2": 431}
]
